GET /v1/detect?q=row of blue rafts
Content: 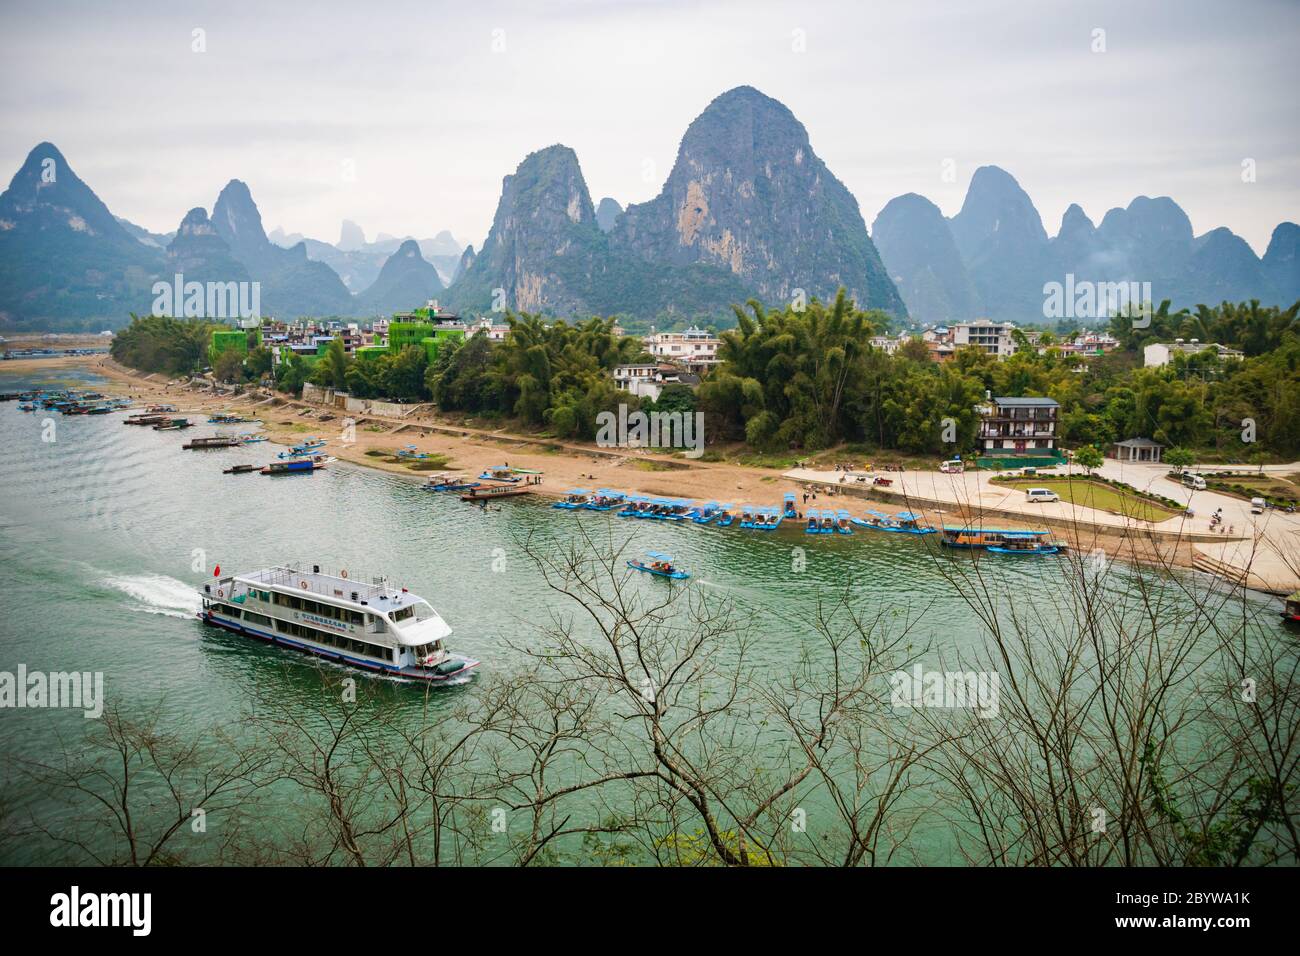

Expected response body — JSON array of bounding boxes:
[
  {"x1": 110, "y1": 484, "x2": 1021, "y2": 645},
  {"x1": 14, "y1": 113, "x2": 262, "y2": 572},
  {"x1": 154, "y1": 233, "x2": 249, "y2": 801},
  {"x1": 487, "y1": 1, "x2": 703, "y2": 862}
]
[{"x1": 534, "y1": 484, "x2": 1059, "y2": 558}]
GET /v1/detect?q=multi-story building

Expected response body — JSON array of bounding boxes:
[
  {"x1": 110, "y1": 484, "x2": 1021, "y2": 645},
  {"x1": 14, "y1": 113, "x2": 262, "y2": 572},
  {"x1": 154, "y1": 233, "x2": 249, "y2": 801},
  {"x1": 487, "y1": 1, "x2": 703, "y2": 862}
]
[
  {"x1": 869, "y1": 333, "x2": 906, "y2": 354},
  {"x1": 644, "y1": 327, "x2": 721, "y2": 375},
  {"x1": 977, "y1": 396, "x2": 1063, "y2": 464},
  {"x1": 467, "y1": 316, "x2": 511, "y2": 341},
  {"x1": 952, "y1": 320, "x2": 1018, "y2": 358}
]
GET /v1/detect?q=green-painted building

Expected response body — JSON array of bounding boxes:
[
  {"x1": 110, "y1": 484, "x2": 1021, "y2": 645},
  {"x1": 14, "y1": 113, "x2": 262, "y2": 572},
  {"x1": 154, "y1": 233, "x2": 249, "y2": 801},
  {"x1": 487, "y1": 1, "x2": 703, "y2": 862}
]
[
  {"x1": 386, "y1": 318, "x2": 465, "y2": 363},
  {"x1": 209, "y1": 327, "x2": 261, "y2": 364},
  {"x1": 387, "y1": 322, "x2": 434, "y2": 352},
  {"x1": 419, "y1": 327, "x2": 465, "y2": 363}
]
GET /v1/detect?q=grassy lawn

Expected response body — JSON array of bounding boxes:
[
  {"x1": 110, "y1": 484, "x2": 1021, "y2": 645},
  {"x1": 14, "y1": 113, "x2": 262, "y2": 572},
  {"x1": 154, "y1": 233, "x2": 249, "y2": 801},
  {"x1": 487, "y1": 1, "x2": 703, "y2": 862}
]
[
  {"x1": 1001, "y1": 477, "x2": 1183, "y2": 522},
  {"x1": 1203, "y1": 473, "x2": 1299, "y2": 505},
  {"x1": 630, "y1": 458, "x2": 684, "y2": 472}
]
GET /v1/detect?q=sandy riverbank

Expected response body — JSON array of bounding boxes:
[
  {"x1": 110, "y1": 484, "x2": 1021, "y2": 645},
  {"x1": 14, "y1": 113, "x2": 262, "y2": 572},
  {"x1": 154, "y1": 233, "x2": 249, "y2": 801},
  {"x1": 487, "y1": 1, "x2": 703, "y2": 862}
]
[
  {"x1": 0, "y1": 354, "x2": 109, "y2": 374},
  {"x1": 9, "y1": 355, "x2": 1251, "y2": 584}
]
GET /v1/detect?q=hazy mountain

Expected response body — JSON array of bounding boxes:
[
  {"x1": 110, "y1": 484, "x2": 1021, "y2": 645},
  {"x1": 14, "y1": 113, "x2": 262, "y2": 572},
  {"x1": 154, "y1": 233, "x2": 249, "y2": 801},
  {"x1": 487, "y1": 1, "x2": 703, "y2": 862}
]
[
  {"x1": 595, "y1": 197, "x2": 622, "y2": 233},
  {"x1": 354, "y1": 239, "x2": 444, "y2": 315},
  {"x1": 1179, "y1": 227, "x2": 1279, "y2": 307},
  {"x1": 1090, "y1": 195, "x2": 1195, "y2": 284},
  {"x1": 1050, "y1": 204, "x2": 1101, "y2": 270},
  {"x1": 871, "y1": 193, "x2": 975, "y2": 323},
  {"x1": 423, "y1": 230, "x2": 462, "y2": 258},
  {"x1": 1262, "y1": 222, "x2": 1300, "y2": 304},
  {"x1": 445, "y1": 144, "x2": 751, "y2": 319},
  {"x1": 209, "y1": 180, "x2": 353, "y2": 317},
  {"x1": 446, "y1": 145, "x2": 607, "y2": 315},
  {"x1": 611, "y1": 86, "x2": 905, "y2": 316},
  {"x1": 0, "y1": 142, "x2": 164, "y2": 329},
  {"x1": 2, "y1": 125, "x2": 1294, "y2": 331},
  {"x1": 338, "y1": 219, "x2": 366, "y2": 251},
  {"x1": 874, "y1": 171, "x2": 1298, "y2": 323},
  {"x1": 452, "y1": 245, "x2": 475, "y2": 285},
  {"x1": 948, "y1": 165, "x2": 1052, "y2": 322},
  {"x1": 116, "y1": 216, "x2": 174, "y2": 249},
  {"x1": 165, "y1": 208, "x2": 250, "y2": 286},
  {"x1": 267, "y1": 226, "x2": 302, "y2": 246}
]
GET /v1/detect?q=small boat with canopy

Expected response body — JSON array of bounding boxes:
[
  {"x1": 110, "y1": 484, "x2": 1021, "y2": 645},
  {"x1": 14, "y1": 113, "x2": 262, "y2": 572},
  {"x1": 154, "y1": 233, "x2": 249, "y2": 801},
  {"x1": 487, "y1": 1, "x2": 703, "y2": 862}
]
[
  {"x1": 626, "y1": 551, "x2": 690, "y2": 580},
  {"x1": 584, "y1": 489, "x2": 626, "y2": 511},
  {"x1": 553, "y1": 488, "x2": 592, "y2": 509}
]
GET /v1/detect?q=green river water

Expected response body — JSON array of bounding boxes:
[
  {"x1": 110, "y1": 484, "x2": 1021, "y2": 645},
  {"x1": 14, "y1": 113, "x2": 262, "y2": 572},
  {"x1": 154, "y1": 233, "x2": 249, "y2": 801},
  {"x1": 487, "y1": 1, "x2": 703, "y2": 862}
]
[{"x1": 0, "y1": 367, "x2": 1289, "y2": 865}]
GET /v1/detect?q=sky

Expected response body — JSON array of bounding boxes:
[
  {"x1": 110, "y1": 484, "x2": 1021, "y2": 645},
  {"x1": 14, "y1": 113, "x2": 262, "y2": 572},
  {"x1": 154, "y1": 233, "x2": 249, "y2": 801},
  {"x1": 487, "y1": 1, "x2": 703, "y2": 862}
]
[{"x1": 1, "y1": 0, "x2": 1296, "y2": 254}]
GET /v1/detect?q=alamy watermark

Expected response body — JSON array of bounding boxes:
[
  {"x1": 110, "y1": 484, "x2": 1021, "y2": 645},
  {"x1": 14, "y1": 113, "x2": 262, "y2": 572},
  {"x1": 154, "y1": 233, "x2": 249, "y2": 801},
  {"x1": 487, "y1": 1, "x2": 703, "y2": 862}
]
[
  {"x1": 596, "y1": 403, "x2": 705, "y2": 459},
  {"x1": 151, "y1": 272, "x2": 261, "y2": 319},
  {"x1": 890, "y1": 664, "x2": 1000, "y2": 718},
  {"x1": 0, "y1": 665, "x2": 104, "y2": 718},
  {"x1": 1043, "y1": 274, "x2": 1151, "y2": 327}
]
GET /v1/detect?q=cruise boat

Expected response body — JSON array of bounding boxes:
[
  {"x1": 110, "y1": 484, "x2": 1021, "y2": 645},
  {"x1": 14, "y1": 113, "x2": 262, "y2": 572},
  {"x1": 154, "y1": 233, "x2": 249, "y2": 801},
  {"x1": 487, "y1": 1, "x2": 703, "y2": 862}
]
[{"x1": 198, "y1": 564, "x2": 479, "y2": 681}]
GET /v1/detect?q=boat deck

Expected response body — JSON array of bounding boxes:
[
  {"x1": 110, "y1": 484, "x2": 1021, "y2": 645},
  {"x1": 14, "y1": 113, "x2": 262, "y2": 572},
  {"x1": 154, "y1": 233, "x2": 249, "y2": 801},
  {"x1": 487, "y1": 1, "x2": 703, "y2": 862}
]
[{"x1": 232, "y1": 565, "x2": 420, "y2": 609}]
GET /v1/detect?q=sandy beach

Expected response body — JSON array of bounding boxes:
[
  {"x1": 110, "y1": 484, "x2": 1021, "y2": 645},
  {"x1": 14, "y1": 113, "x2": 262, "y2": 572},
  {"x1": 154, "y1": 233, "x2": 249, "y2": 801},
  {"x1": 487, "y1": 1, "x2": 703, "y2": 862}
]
[{"x1": 12, "y1": 353, "x2": 1296, "y2": 590}]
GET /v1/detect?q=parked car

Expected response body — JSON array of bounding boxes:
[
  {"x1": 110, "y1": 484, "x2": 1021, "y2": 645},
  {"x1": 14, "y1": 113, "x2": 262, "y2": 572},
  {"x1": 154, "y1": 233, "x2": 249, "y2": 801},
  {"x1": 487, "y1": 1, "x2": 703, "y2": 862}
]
[{"x1": 1025, "y1": 488, "x2": 1060, "y2": 503}]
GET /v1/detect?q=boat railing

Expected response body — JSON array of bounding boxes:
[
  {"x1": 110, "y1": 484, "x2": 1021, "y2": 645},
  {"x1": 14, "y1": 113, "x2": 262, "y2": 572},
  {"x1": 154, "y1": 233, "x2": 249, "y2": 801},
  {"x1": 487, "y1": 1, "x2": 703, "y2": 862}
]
[{"x1": 240, "y1": 564, "x2": 395, "y2": 601}]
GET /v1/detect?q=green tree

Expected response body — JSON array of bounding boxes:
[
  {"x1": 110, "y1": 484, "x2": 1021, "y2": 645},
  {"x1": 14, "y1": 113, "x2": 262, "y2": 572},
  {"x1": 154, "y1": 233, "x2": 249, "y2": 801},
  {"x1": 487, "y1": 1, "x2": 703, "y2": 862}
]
[
  {"x1": 213, "y1": 348, "x2": 244, "y2": 383},
  {"x1": 1164, "y1": 446, "x2": 1195, "y2": 473},
  {"x1": 1074, "y1": 444, "x2": 1104, "y2": 475},
  {"x1": 312, "y1": 339, "x2": 351, "y2": 390}
]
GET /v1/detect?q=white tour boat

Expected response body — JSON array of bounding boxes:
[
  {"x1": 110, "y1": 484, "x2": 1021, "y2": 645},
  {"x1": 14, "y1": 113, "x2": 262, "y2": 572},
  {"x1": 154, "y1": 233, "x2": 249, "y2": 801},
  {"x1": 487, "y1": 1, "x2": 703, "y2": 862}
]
[{"x1": 198, "y1": 564, "x2": 479, "y2": 681}]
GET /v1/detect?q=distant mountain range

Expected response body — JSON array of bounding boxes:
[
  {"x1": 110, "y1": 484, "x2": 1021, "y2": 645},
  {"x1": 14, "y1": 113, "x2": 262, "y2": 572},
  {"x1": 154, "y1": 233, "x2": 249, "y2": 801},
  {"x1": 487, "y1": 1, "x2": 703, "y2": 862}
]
[
  {"x1": 872, "y1": 167, "x2": 1300, "y2": 324},
  {"x1": 1, "y1": 85, "x2": 1295, "y2": 331},
  {"x1": 0, "y1": 144, "x2": 460, "y2": 331},
  {"x1": 445, "y1": 87, "x2": 905, "y2": 319}
]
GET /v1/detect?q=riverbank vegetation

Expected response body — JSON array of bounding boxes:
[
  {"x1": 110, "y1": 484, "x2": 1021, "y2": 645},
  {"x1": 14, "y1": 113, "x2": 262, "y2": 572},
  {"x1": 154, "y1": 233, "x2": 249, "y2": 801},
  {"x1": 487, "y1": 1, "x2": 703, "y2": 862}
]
[{"x1": 108, "y1": 295, "x2": 1300, "y2": 462}]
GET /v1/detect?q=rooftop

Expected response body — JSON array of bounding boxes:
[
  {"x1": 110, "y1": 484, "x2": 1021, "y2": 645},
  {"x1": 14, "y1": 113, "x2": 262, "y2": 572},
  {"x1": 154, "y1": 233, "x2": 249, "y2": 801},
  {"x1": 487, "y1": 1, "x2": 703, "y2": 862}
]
[
  {"x1": 232, "y1": 565, "x2": 423, "y2": 610},
  {"x1": 993, "y1": 396, "x2": 1059, "y2": 407}
]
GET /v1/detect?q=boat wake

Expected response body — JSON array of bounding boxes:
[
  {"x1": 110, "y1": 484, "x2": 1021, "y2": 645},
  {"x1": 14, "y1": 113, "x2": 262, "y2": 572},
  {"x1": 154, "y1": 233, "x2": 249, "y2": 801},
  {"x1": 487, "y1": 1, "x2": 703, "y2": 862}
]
[{"x1": 104, "y1": 573, "x2": 201, "y2": 620}]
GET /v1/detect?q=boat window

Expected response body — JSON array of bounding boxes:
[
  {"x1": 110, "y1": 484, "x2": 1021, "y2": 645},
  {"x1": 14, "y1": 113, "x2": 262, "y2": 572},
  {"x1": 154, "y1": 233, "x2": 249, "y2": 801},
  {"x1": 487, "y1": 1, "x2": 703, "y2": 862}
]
[{"x1": 390, "y1": 605, "x2": 414, "y2": 623}]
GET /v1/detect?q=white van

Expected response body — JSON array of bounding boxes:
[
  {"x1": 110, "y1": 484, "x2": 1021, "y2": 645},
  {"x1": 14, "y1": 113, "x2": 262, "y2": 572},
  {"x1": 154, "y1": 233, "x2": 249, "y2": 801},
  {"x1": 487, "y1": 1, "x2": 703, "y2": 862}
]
[
  {"x1": 940, "y1": 459, "x2": 964, "y2": 474},
  {"x1": 1025, "y1": 488, "x2": 1059, "y2": 503},
  {"x1": 1182, "y1": 473, "x2": 1207, "y2": 491},
  {"x1": 1250, "y1": 497, "x2": 1266, "y2": 514}
]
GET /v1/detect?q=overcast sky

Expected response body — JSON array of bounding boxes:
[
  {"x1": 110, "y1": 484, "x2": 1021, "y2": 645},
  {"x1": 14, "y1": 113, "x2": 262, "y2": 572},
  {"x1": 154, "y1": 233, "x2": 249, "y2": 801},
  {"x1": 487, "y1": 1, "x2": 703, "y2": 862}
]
[{"x1": 2, "y1": 0, "x2": 1296, "y2": 254}]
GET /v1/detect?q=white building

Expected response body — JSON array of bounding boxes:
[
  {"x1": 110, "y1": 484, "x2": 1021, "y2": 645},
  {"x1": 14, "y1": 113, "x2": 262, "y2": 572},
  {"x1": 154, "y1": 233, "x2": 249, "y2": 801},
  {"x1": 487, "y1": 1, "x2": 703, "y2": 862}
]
[
  {"x1": 613, "y1": 363, "x2": 698, "y2": 402},
  {"x1": 951, "y1": 320, "x2": 1018, "y2": 358},
  {"x1": 644, "y1": 327, "x2": 721, "y2": 374},
  {"x1": 1143, "y1": 339, "x2": 1244, "y2": 368},
  {"x1": 467, "y1": 316, "x2": 511, "y2": 342},
  {"x1": 869, "y1": 333, "x2": 906, "y2": 354}
]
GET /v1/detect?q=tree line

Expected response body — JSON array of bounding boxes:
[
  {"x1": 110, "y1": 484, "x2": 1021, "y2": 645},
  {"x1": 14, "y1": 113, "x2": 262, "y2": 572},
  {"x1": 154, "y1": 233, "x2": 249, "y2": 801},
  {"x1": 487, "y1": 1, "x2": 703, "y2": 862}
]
[{"x1": 109, "y1": 293, "x2": 1300, "y2": 458}]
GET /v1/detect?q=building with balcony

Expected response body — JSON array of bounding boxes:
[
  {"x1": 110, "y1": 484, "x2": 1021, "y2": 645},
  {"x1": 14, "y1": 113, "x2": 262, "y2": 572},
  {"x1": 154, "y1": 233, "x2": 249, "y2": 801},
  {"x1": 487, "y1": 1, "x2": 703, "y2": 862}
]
[
  {"x1": 952, "y1": 320, "x2": 1018, "y2": 358},
  {"x1": 644, "y1": 327, "x2": 721, "y2": 375},
  {"x1": 976, "y1": 396, "x2": 1065, "y2": 467}
]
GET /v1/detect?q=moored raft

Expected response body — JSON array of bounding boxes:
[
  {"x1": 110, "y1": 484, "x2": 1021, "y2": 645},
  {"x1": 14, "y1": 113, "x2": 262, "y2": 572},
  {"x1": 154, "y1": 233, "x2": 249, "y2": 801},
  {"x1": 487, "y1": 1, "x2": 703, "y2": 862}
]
[
  {"x1": 583, "y1": 489, "x2": 626, "y2": 511},
  {"x1": 940, "y1": 526, "x2": 1059, "y2": 553},
  {"x1": 553, "y1": 488, "x2": 592, "y2": 509}
]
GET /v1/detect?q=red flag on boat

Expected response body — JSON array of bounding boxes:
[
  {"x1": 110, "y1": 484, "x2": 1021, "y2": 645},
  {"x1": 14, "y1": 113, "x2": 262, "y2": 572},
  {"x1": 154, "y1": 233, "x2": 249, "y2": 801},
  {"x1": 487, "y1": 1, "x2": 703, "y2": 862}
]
[{"x1": 214, "y1": 564, "x2": 220, "y2": 576}]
